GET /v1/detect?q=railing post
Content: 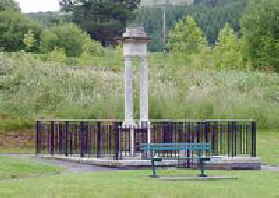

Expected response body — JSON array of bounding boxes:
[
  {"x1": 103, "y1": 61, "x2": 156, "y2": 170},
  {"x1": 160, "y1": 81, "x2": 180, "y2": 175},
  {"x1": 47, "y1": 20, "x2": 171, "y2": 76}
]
[
  {"x1": 204, "y1": 121, "x2": 209, "y2": 156},
  {"x1": 85, "y1": 122, "x2": 89, "y2": 156},
  {"x1": 114, "y1": 122, "x2": 121, "y2": 160},
  {"x1": 97, "y1": 122, "x2": 101, "y2": 158},
  {"x1": 186, "y1": 121, "x2": 191, "y2": 168},
  {"x1": 65, "y1": 121, "x2": 69, "y2": 157},
  {"x1": 232, "y1": 121, "x2": 237, "y2": 157},
  {"x1": 35, "y1": 121, "x2": 41, "y2": 155},
  {"x1": 80, "y1": 122, "x2": 85, "y2": 158},
  {"x1": 50, "y1": 121, "x2": 55, "y2": 155},
  {"x1": 252, "y1": 121, "x2": 257, "y2": 157},
  {"x1": 69, "y1": 126, "x2": 73, "y2": 156},
  {"x1": 130, "y1": 126, "x2": 135, "y2": 157},
  {"x1": 58, "y1": 123, "x2": 62, "y2": 154},
  {"x1": 147, "y1": 122, "x2": 151, "y2": 145},
  {"x1": 227, "y1": 121, "x2": 231, "y2": 157}
]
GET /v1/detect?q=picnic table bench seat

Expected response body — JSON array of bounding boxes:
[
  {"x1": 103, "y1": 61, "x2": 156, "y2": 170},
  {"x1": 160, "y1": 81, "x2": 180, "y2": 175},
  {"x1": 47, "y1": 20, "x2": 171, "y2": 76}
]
[{"x1": 140, "y1": 142, "x2": 211, "y2": 178}]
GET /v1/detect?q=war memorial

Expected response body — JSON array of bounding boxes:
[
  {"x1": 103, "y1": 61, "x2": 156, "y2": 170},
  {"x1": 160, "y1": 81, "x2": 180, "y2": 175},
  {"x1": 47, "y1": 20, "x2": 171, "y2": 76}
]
[{"x1": 35, "y1": 27, "x2": 260, "y2": 171}]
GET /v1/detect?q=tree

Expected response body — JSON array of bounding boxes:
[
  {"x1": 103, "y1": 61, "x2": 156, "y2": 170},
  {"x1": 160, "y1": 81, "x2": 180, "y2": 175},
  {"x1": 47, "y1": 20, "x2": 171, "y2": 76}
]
[
  {"x1": 0, "y1": 0, "x2": 20, "y2": 12},
  {"x1": 241, "y1": 0, "x2": 279, "y2": 72},
  {"x1": 213, "y1": 23, "x2": 245, "y2": 70},
  {"x1": 185, "y1": 0, "x2": 247, "y2": 44},
  {"x1": 167, "y1": 16, "x2": 207, "y2": 55},
  {"x1": 0, "y1": 11, "x2": 41, "y2": 52},
  {"x1": 59, "y1": 0, "x2": 141, "y2": 46},
  {"x1": 40, "y1": 23, "x2": 103, "y2": 57}
]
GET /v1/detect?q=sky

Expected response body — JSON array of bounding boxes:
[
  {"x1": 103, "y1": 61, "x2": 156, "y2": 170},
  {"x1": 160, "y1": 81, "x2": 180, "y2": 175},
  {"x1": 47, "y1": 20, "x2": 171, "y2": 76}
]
[{"x1": 15, "y1": 0, "x2": 60, "y2": 13}]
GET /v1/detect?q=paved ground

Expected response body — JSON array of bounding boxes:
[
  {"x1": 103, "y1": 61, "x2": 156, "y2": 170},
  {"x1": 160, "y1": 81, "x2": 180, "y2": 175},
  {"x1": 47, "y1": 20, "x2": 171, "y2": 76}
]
[
  {"x1": 1, "y1": 154, "x2": 279, "y2": 172},
  {"x1": 35, "y1": 158, "x2": 125, "y2": 173},
  {"x1": 261, "y1": 164, "x2": 279, "y2": 171}
]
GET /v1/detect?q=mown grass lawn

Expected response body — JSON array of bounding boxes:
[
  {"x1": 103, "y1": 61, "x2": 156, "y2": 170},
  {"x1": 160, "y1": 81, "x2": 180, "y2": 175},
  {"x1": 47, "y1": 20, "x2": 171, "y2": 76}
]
[
  {"x1": 0, "y1": 170, "x2": 279, "y2": 198},
  {"x1": 257, "y1": 129, "x2": 279, "y2": 165},
  {"x1": 0, "y1": 157, "x2": 61, "y2": 180}
]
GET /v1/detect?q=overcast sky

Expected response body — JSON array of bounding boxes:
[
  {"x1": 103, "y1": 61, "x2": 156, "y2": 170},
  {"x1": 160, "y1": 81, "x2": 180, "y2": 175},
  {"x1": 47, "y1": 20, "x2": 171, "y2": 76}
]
[{"x1": 15, "y1": 0, "x2": 60, "y2": 13}]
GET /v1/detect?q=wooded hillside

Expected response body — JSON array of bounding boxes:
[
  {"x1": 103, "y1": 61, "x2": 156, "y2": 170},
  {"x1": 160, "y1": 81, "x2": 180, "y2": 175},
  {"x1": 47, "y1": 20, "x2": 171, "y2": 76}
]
[{"x1": 141, "y1": 0, "x2": 193, "y2": 6}]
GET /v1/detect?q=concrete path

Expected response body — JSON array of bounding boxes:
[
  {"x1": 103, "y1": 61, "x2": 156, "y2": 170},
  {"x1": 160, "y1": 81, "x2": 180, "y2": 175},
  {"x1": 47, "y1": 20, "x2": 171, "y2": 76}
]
[
  {"x1": 35, "y1": 158, "x2": 124, "y2": 173},
  {"x1": 261, "y1": 164, "x2": 279, "y2": 171}
]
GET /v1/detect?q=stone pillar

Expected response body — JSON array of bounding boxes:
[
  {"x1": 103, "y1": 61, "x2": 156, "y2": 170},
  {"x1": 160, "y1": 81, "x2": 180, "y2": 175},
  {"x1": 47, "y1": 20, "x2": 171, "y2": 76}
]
[
  {"x1": 140, "y1": 56, "x2": 149, "y2": 123},
  {"x1": 140, "y1": 56, "x2": 151, "y2": 144},
  {"x1": 124, "y1": 56, "x2": 135, "y2": 156},
  {"x1": 124, "y1": 56, "x2": 134, "y2": 127}
]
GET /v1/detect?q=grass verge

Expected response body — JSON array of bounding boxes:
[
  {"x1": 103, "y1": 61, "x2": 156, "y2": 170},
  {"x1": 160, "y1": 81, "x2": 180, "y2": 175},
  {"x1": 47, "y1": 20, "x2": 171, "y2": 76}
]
[
  {"x1": 0, "y1": 156, "x2": 61, "y2": 180},
  {"x1": 0, "y1": 118, "x2": 33, "y2": 132}
]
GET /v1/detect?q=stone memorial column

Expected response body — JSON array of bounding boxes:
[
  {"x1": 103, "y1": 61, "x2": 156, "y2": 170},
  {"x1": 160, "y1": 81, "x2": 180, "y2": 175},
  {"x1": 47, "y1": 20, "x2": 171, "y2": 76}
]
[
  {"x1": 140, "y1": 56, "x2": 149, "y2": 123},
  {"x1": 121, "y1": 26, "x2": 151, "y2": 154},
  {"x1": 124, "y1": 56, "x2": 134, "y2": 126},
  {"x1": 139, "y1": 55, "x2": 151, "y2": 144}
]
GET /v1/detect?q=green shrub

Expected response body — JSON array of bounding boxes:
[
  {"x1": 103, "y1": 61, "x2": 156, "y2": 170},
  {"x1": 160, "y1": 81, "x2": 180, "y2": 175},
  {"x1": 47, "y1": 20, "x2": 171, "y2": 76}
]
[
  {"x1": 0, "y1": 11, "x2": 41, "y2": 52},
  {"x1": 40, "y1": 23, "x2": 104, "y2": 57},
  {"x1": 23, "y1": 30, "x2": 36, "y2": 51},
  {"x1": 46, "y1": 48, "x2": 67, "y2": 63}
]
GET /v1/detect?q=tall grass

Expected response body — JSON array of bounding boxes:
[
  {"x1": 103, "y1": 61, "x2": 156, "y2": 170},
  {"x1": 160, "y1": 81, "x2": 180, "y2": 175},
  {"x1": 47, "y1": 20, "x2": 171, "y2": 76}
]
[{"x1": 0, "y1": 51, "x2": 279, "y2": 129}]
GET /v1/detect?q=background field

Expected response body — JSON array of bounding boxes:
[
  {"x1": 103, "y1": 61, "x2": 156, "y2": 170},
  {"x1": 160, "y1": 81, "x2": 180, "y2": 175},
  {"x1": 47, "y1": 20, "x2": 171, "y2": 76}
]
[{"x1": 1, "y1": 52, "x2": 279, "y2": 130}]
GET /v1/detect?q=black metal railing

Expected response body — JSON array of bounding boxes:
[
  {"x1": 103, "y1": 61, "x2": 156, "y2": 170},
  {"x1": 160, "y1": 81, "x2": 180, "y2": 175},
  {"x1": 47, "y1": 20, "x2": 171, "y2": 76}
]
[{"x1": 36, "y1": 119, "x2": 256, "y2": 159}]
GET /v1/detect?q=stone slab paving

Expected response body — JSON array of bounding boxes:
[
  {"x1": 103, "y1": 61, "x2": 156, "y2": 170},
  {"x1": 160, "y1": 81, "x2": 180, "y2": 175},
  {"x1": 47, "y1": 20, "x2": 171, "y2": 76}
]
[
  {"x1": 37, "y1": 155, "x2": 262, "y2": 170},
  {"x1": 1, "y1": 154, "x2": 277, "y2": 172}
]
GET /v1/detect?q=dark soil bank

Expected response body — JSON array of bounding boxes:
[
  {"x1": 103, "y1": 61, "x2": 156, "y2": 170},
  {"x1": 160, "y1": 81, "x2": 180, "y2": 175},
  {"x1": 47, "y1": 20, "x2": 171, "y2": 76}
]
[{"x1": 0, "y1": 130, "x2": 34, "y2": 150}]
